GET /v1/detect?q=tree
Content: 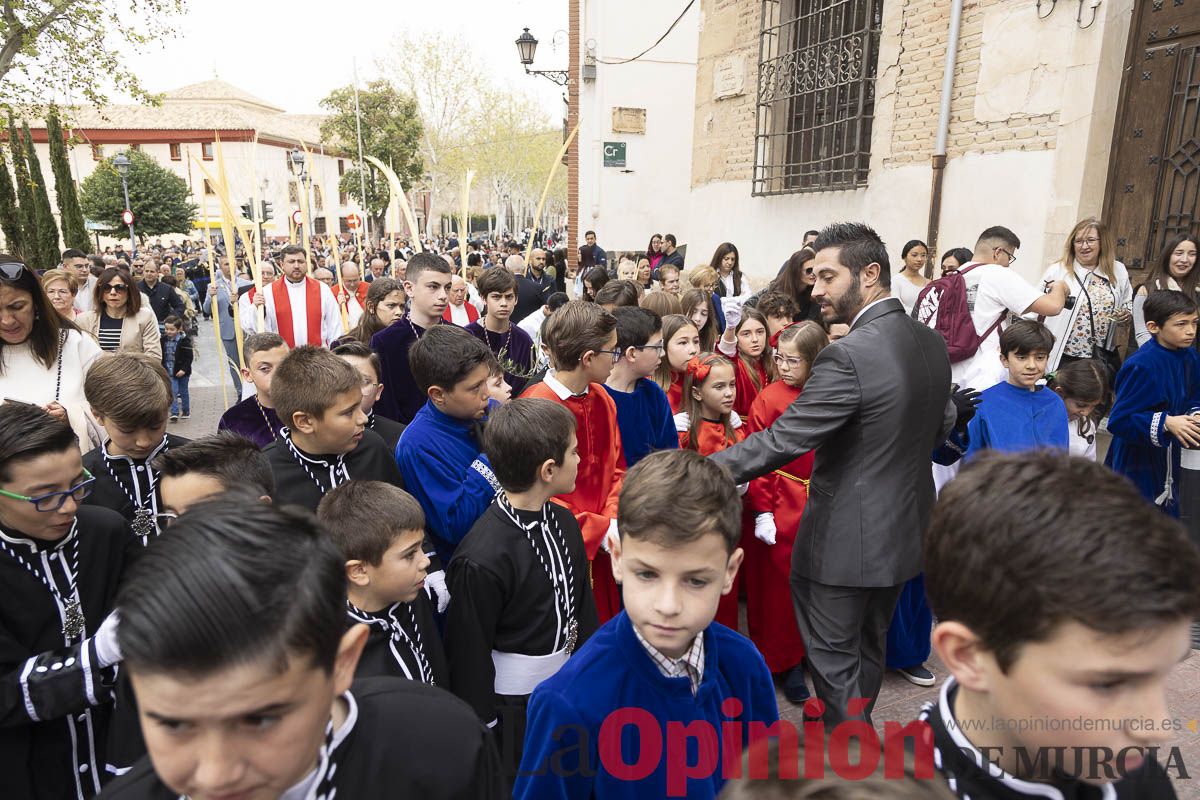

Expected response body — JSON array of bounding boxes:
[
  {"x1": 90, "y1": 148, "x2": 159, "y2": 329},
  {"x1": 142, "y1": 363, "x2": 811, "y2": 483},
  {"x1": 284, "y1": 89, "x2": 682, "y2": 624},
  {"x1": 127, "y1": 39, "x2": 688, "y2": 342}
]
[
  {"x1": 79, "y1": 150, "x2": 196, "y2": 239},
  {"x1": 46, "y1": 110, "x2": 88, "y2": 252},
  {"x1": 0, "y1": 0, "x2": 185, "y2": 108},
  {"x1": 7, "y1": 115, "x2": 36, "y2": 262},
  {"x1": 319, "y1": 79, "x2": 423, "y2": 239},
  {"x1": 0, "y1": 141, "x2": 23, "y2": 256},
  {"x1": 22, "y1": 119, "x2": 60, "y2": 268}
]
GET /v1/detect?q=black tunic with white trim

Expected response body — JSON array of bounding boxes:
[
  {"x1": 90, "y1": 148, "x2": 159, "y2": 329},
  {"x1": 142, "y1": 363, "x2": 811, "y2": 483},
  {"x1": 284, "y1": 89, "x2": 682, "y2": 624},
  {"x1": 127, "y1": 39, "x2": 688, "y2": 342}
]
[
  {"x1": 350, "y1": 591, "x2": 449, "y2": 687},
  {"x1": 102, "y1": 677, "x2": 507, "y2": 799},
  {"x1": 0, "y1": 506, "x2": 133, "y2": 800},
  {"x1": 264, "y1": 428, "x2": 403, "y2": 513},
  {"x1": 920, "y1": 677, "x2": 1178, "y2": 800},
  {"x1": 82, "y1": 434, "x2": 190, "y2": 545}
]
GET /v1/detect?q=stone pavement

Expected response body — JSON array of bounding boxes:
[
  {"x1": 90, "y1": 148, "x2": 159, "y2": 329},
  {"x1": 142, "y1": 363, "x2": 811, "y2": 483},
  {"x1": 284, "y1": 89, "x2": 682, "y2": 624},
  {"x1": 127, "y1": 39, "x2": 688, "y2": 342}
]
[{"x1": 168, "y1": 328, "x2": 1200, "y2": 795}]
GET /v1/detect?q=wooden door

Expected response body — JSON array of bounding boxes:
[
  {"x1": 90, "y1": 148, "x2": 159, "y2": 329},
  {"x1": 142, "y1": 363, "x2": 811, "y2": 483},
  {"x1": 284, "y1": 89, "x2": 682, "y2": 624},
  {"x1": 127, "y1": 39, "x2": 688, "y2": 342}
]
[{"x1": 1105, "y1": 0, "x2": 1200, "y2": 277}]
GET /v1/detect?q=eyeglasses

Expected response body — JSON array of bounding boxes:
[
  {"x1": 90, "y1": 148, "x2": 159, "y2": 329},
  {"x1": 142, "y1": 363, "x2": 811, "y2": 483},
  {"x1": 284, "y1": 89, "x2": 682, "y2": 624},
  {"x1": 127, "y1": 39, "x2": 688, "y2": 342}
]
[
  {"x1": 633, "y1": 343, "x2": 666, "y2": 354},
  {"x1": 104, "y1": 284, "x2": 129, "y2": 294},
  {"x1": 0, "y1": 470, "x2": 95, "y2": 512},
  {"x1": 359, "y1": 377, "x2": 380, "y2": 394},
  {"x1": 1073, "y1": 238, "x2": 1099, "y2": 247},
  {"x1": 0, "y1": 262, "x2": 27, "y2": 281},
  {"x1": 773, "y1": 353, "x2": 806, "y2": 369},
  {"x1": 995, "y1": 247, "x2": 1017, "y2": 266},
  {"x1": 596, "y1": 348, "x2": 624, "y2": 363}
]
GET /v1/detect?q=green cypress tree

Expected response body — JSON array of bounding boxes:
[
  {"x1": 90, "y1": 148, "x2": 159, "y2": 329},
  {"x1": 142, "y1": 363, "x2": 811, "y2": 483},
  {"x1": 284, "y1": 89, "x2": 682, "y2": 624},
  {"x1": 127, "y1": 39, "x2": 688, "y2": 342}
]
[
  {"x1": 22, "y1": 120, "x2": 61, "y2": 269},
  {"x1": 46, "y1": 111, "x2": 89, "y2": 253},
  {"x1": 0, "y1": 142, "x2": 23, "y2": 257},
  {"x1": 7, "y1": 115, "x2": 37, "y2": 264}
]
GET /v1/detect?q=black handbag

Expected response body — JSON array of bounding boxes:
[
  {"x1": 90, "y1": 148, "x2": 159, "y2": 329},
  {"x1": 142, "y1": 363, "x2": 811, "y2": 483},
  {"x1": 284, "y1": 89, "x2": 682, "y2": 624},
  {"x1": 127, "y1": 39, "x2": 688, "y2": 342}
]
[{"x1": 1077, "y1": 271, "x2": 1122, "y2": 379}]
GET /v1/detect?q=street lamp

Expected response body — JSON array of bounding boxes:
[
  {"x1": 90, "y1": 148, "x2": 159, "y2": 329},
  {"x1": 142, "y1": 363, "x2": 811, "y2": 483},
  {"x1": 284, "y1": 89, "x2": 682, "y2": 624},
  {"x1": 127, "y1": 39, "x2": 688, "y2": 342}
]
[
  {"x1": 515, "y1": 27, "x2": 569, "y2": 87},
  {"x1": 288, "y1": 148, "x2": 310, "y2": 244},
  {"x1": 112, "y1": 152, "x2": 136, "y2": 256}
]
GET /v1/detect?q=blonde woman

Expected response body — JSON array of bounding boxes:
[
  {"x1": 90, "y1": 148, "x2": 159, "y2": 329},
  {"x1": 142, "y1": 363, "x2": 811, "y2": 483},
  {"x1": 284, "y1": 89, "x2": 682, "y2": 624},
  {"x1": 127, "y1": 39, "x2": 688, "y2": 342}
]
[
  {"x1": 41, "y1": 268, "x2": 81, "y2": 321},
  {"x1": 1039, "y1": 217, "x2": 1131, "y2": 374}
]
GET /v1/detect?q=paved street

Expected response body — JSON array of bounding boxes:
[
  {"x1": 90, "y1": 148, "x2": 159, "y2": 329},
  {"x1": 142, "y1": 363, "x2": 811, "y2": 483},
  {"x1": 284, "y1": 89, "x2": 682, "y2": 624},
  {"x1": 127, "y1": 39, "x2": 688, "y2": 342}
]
[{"x1": 168, "y1": 325, "x2": 241, "y2": 438}]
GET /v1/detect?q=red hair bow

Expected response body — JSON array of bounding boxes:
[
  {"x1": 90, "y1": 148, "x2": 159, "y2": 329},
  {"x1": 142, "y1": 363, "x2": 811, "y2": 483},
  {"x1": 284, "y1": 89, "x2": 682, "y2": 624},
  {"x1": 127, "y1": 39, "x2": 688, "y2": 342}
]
[
  {"x1": 685, "y1": 356, "x2": 711, "y2": 383},
  {"x1": 769, "y1": 321, "x2": 803, "y2": 349}
]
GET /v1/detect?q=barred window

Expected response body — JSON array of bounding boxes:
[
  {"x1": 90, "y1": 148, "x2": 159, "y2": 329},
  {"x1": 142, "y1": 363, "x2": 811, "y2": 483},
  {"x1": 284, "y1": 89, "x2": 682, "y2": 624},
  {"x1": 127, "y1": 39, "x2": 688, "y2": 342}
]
[{"x1": 753, "y1": 0, "x2": 883, "y2": 195}]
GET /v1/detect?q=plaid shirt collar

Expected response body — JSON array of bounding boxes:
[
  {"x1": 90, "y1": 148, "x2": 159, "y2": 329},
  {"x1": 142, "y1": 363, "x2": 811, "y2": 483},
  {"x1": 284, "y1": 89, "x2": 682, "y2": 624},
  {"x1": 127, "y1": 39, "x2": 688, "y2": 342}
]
[{"x1": 633, "y1": 625, "x2": 705, "y2": 695}]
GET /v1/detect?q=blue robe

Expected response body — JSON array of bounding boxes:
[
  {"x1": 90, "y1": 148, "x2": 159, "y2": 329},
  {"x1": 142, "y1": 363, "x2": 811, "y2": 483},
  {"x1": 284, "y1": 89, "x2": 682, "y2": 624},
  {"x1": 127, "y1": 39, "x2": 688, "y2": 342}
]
[
  {"x1": 885, "y1": 574, "x2": 932, "y2": 670},
  {"x1": 515, "y1": 612, "x2": 778, "y2": 800},
  {"x1": 371, "y1": 318, "x2": 452, "y2": 424},
  {"x1": 603, "y1": 378, "x2": 678, "y2": 467},
  {"x1": 395, "y1": 400, "x2": 499, "y2": 562},
  {"x1": 1106, "y1": 337, "x2": 1200, "y2": 516},
  {"x1": 965, "y1": 381, "x2": 1068, "y2": 459}
]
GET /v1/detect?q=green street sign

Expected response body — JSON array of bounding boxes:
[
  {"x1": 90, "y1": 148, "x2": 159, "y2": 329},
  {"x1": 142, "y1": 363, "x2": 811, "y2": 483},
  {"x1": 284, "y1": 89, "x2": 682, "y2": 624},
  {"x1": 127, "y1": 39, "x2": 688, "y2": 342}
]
[{"x1": 603, "y1": 142, "x2": 626, "y2": 168}]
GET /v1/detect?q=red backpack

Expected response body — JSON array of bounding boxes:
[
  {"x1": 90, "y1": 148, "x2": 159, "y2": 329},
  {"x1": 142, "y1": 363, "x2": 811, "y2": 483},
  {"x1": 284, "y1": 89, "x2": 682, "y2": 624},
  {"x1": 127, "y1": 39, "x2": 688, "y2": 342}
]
[{"x1": 913, "y1": 263, "x2": 1006, "y2": 363}]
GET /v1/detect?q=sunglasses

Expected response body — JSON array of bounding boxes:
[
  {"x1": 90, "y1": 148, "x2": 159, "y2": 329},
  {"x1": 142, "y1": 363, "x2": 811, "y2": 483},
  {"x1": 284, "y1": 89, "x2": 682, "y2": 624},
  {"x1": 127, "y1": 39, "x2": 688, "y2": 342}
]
[
  {"x1": 0, "y1": 262, "x2": 27, "y2": 281},
  {"x1": 104, "y1": 284, "x2": 130, "y2": 293}
]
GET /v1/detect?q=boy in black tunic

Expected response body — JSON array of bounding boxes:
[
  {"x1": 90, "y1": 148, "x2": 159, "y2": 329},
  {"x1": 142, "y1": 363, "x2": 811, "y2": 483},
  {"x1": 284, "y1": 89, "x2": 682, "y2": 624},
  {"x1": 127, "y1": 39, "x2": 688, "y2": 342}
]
[
  {"x1": 81, "y1": 354, "x2": 189, "y2": 545},
  {"x1": 0, "y1": 403, "x2": 130, "y2": 800},
  {"x1": 920, "y1": 451, "x2": 1200, "y2": 800},
  {"x1": 263, "y1": 345, "x2": 404, "y2": 512},
  {"x1": 331, "y1": 340, "x2": 407, "y2": 451},
  {"x1": 446, "y1": 397, "x2": 599, "y2": 776},
  {"x1": 318, "y1": 481, "x2": 447, "y2": 686},
  {"x1": 102, "y1": 499, "x2": 504, "y2": 800}
]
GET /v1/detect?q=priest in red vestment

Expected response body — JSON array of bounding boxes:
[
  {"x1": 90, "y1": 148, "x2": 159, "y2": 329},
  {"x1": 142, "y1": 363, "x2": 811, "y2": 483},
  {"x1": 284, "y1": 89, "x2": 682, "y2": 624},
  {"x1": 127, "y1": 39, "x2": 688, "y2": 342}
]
[
  {"x1": 247, "y1": 245, "x2": 343, "y2": 347},
  {"x1": 332, "y1": 262, "x2": 370, "y2": 328}
]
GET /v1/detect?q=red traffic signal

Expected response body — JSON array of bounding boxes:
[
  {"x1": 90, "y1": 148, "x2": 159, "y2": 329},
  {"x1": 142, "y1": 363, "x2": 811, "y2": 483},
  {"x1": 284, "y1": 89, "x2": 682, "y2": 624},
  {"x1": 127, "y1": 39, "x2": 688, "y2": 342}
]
[{"x1": 121, "y1": 209, "x2": 135, "y2": 226}]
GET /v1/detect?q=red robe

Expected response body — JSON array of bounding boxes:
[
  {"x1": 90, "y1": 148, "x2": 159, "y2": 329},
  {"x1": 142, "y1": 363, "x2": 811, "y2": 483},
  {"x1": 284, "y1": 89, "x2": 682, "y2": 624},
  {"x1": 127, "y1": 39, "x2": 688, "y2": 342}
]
[
  {"x1": 521, "y1": 380, "x2": 626, "y2": 623},
  {"x1": 744, "y1": 381, "x2": 811, "y2": 672},
  {"x1": 665, "y1": 371, "x2": 685, "y2": 413},
  {"x1": 731, "y1": 355, "x2": 769, "y2": 418},
  {"x1": 333, "y1": 281, "x2": 369, "y2": 307},
  {"x1": 679, "y1": 418, "x2": 745, "y2": 631}
]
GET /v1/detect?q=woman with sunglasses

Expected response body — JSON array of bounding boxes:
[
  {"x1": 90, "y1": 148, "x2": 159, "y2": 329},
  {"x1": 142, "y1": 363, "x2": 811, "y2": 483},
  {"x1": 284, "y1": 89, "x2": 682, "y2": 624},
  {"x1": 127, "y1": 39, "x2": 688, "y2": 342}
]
[
  {"x1": 762, "y1": 248, "x2": 822, "y2": 324},
  {"x1": 76, "y1": 267, "x2": 161, "y2": 359},
  {"x1": 0, "y1": 256, "x2": 103, "y2": 452}
]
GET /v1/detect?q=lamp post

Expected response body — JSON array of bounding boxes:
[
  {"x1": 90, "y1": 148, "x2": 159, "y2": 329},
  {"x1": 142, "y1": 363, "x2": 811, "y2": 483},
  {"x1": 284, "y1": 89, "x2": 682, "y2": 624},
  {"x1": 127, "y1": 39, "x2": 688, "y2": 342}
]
[
  {"x1": 288, "y1": 147, "x2": 309, "y2": 244},
  {"x1": 112, "y1": 152, "x2": 136, "y2": 256},
  {"x1": 515, "y1": 28, "x2": 569, "y2": 86}
]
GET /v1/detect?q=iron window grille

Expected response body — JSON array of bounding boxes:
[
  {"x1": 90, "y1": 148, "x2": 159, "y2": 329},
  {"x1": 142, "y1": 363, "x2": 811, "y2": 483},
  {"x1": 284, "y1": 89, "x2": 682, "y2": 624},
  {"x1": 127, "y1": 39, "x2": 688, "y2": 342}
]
[{"x1": 753, "y1": 0, "x2": 883, "y2": 195}]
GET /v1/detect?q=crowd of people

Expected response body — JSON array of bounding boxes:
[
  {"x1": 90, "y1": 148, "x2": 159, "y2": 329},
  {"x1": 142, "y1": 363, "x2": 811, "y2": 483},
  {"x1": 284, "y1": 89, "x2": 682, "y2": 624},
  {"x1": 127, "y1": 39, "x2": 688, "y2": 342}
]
[{"x1": 0, "y1": 215, "x2": 1197, "y2": 800}]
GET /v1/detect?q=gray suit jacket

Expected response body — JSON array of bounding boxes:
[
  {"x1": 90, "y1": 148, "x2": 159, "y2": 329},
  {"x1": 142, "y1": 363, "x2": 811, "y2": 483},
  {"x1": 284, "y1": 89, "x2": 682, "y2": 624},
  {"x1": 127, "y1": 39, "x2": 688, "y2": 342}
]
[
  {"x1": 202, "y1": 275, "x2": 253, "y2": 341},
  {"x1": 712, "y1": 297, "x2": 953, "y2": 588}
]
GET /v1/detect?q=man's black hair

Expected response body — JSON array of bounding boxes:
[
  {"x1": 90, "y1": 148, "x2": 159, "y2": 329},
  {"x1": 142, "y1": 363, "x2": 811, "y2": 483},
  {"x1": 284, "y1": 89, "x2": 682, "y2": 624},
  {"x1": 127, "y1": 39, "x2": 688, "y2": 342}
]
[
  {"x1": 664, "y1": 234, "x2": 677, "y2": 247},
  {"x1": 803, "y1": 229, "x2": 819, "y2": 239},
  {"x1": 976, "y1": 226, "x2": 1021, "y2": 251},
  {"x1": 117, "y1": 500, "x2": 347, "y2": 676},
  {"x1": 154, "y1": 432, "x2": 275, "y2": 498},
  {"x1": 1144, "y1": 289, "x2": 1198, "y2": 328},
  {"x1": 584, "y1": 230, "x2": 596, "y2": 238},
  {"x1": 408, "y1": 325, "x2": 497, "y2": 396},
  {"x1": 405, "y1": 251, "x2": 453, "y2": 283},
  {"x1": 812, "y1": 222, "x2": 892, "y2": 289},
  {"x1": 0, "y1": 403, "x2": 78, "y2": 482},
  {"x1": 612, "y1": 306, "x2": 661, "y2": 353},
  {"x1": 998, "y1": 319, "x2": 1055, "y2": 357},
  {"x1": 61, "y1": 248, "x2": 87, "y2": 260}
]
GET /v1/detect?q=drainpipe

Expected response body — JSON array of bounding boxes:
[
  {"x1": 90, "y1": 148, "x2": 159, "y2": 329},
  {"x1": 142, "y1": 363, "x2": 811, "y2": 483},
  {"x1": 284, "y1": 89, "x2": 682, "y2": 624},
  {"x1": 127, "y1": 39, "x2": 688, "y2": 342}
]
[{"x1": 926, "y1": 0, "x2": 964, "y2": 276}]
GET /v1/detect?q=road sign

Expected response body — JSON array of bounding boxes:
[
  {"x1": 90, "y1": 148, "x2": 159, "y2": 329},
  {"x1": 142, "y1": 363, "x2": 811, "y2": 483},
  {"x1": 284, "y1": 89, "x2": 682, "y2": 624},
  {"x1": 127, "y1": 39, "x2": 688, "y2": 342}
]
[
  {"x1": 291, "y1": 209, "x2": 303, "y2": 225},
  {"x1": 603, "y1": 141, "x2": 626, "y2": 168},
  {"x1": 85, "y1": 220, "x2": 106, "y2": 232},
  {"x1": 121, "y1": 209, "x2": 135, "y2": 225},
  {"x1": 346, "y1": 213, "x2": 362, "y2": 230}
]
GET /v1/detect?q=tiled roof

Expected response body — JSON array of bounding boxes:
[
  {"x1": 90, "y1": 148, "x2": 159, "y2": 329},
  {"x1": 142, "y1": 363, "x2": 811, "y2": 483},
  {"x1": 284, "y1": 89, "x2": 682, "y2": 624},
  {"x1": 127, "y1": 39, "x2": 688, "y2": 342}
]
[{"x1": 162, "y1": 80, "x2": 285, "y2": 114}]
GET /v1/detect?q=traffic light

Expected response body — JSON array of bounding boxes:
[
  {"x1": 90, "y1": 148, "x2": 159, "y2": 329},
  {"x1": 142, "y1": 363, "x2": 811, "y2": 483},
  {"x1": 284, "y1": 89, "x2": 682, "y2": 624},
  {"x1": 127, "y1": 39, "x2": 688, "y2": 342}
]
[
  {"x1": 240, "y1": 200, "x2": 253, "y2": 220},
  {"x1": 261, "y1": 200, "x2": 274, "y2": 223}
]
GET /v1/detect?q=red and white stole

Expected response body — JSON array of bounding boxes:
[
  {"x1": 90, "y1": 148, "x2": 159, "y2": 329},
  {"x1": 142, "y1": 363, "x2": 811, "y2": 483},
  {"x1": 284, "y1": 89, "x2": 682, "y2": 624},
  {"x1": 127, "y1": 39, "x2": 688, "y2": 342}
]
[{"x1": 271, "y1": 277, "x2": 322, "y2": 347}]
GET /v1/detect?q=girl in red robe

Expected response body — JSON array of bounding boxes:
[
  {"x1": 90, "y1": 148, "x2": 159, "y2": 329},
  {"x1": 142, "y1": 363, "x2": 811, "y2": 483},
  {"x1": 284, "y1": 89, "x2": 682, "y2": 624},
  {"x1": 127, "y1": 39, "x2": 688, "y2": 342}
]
[
  {"x1": 654, "y1": 314, "x2": 701, "y2": 413},
  {"x1": 718, "y1": 307, "x2": 777, "y2": 418},
  {"x1": 744, "y1": 321, "x2": 829, "y2": 704},
  {"x1": 677, "y1": 353, "x2": 745, "y2": 630}
]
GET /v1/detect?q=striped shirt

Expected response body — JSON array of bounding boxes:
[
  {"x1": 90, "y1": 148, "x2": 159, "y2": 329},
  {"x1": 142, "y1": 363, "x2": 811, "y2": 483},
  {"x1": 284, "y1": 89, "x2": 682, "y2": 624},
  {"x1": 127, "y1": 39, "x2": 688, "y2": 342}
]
[
  {"x1": 98, "y1": 312, "x2": 122, "y2": 352},
  {"x1": 633, "y1": 625, "x2": 705, "y2": 695}
]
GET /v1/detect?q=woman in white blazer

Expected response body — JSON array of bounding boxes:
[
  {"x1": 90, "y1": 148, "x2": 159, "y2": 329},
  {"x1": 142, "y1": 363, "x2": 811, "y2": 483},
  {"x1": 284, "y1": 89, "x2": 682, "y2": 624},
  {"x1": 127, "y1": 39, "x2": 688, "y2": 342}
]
[
  {"x1": 1039, "y1": 217, "x2": 1132, "y2": 374},
  {"x1": 76, "y1": 266, "x2": 161, "y2": 360}
]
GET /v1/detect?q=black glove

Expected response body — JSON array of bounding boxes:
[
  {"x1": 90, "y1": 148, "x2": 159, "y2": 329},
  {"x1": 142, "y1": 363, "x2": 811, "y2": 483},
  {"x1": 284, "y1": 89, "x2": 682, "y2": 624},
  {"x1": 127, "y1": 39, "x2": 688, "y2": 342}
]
[{"x1": 951, "y1": 385, "x2": 982, "y2": 432}]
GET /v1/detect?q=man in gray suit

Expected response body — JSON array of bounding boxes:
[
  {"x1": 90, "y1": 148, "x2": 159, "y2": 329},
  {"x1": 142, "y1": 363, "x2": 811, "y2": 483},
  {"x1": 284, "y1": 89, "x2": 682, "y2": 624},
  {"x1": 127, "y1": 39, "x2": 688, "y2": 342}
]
[
  {"x1": 712, "y1": 222, "x2": 958, "y2": 726},
  {"x1": 202, "y1": 255, "x2": 252, "y2": 400}
]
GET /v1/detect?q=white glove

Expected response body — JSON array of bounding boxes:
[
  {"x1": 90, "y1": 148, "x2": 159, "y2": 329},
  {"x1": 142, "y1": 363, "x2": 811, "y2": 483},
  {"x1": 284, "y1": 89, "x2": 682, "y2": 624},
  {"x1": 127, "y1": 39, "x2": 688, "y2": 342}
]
[
  {"x1": 673, "y1": 411, "x2": 690, "y2": 432},
  {"x1": 424, "y1": 569, "x2": 451, "y2": 613},
  {"x1": 723, "y1": 300, "x2": 743, "y2": 329},
  {"x1": 94, "y1": 611, "x2": 122, "y2": 667},
  {"x1": 754, "y1": 513, "x2": 777, "y2": 546},
  {"x1": 602, "y1": 518, "x2": 619, "y2": 554},
  {"x1": 730, "y1": 410, "x2": 743, "y2": 429}
]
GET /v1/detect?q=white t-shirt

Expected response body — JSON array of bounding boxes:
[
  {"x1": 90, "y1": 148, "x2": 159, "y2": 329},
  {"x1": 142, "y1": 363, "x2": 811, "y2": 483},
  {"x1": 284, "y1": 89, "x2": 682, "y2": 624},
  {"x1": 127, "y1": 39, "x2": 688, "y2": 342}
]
[{"x1": 951, "y1": 263, "x2": 1043, "y2": 391}]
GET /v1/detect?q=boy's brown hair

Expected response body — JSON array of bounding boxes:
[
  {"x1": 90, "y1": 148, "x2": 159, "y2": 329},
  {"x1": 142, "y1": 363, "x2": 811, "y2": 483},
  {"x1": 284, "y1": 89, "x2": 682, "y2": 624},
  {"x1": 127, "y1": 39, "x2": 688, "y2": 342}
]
[
  {"x1": 84, "y1": 353, "x2": 172, "y2": 428},
  {"x1": 998, "y1": 318, "x2": 1054, "y2": 358},
  {"x1": 545, "y1": 300, "x2": 617, "y2": 370},
  {"x1": 926, "y1": 451, "x2": 1200, "y2": 672},
  {"x1": 484, "y1": 398, "x2": 576, "y2": 492},
  {"x1": 242, "y1": 331, "x2": 287, "y2": 365},
  {"x1": 331, "y1": 340, "x2": 382, "y2": 382},
  {"x1": 317, "y1": 481, "x2": 425, "y2": 566},
  {"x1": 475, "y1": 267, "x2": 517, "y2": 298},
  {"x1": 271, "y1": 345, "x2": 361, "y2": 426},
  {"x1": 619, "y1": 449, "x2": 741, "y2": 552},
  {"x1": 756, "y1": 291, "x2": 799, "y2": 321}
]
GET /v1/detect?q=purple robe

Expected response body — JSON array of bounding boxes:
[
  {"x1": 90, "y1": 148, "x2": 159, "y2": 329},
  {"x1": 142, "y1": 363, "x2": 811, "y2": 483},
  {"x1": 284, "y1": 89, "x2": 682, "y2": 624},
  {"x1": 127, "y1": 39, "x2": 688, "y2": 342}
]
[
  {"x1": 465, "y1": 321, "x2": 535, "y2": 396},
  {"x1": 372, "y1": 318, "x2": 453, "y2": 424},
  {"x1": 217, "y1": 397, "x2": 283, "y2": 449}
]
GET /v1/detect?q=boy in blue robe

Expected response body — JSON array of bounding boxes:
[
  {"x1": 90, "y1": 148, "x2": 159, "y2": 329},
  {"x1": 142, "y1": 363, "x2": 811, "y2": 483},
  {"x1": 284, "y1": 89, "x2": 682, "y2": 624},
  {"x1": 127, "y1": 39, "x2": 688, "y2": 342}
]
[
  {"x1": 1106, "y1": 289, "x2": 1200, "y2": 516},
  {"x1": 515, "y1": 449, "x2": 778, "y2": 800},
  {"x1": 395, "y1": 325, "x2": 501, "y2": 564},
  {"x1": 603, "y1": 307, "x2": 678, "y2": 467},
  {"x1": 964, "y1": 319, "x2": 1068, "y2": 459}
]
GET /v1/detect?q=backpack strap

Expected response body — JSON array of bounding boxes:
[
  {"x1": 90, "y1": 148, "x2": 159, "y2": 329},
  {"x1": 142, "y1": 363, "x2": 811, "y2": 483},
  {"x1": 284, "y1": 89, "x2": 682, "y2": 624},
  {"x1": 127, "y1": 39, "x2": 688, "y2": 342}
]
[{"x1": 957, "y1": 263, "x2": 1005, "y2": 341}]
